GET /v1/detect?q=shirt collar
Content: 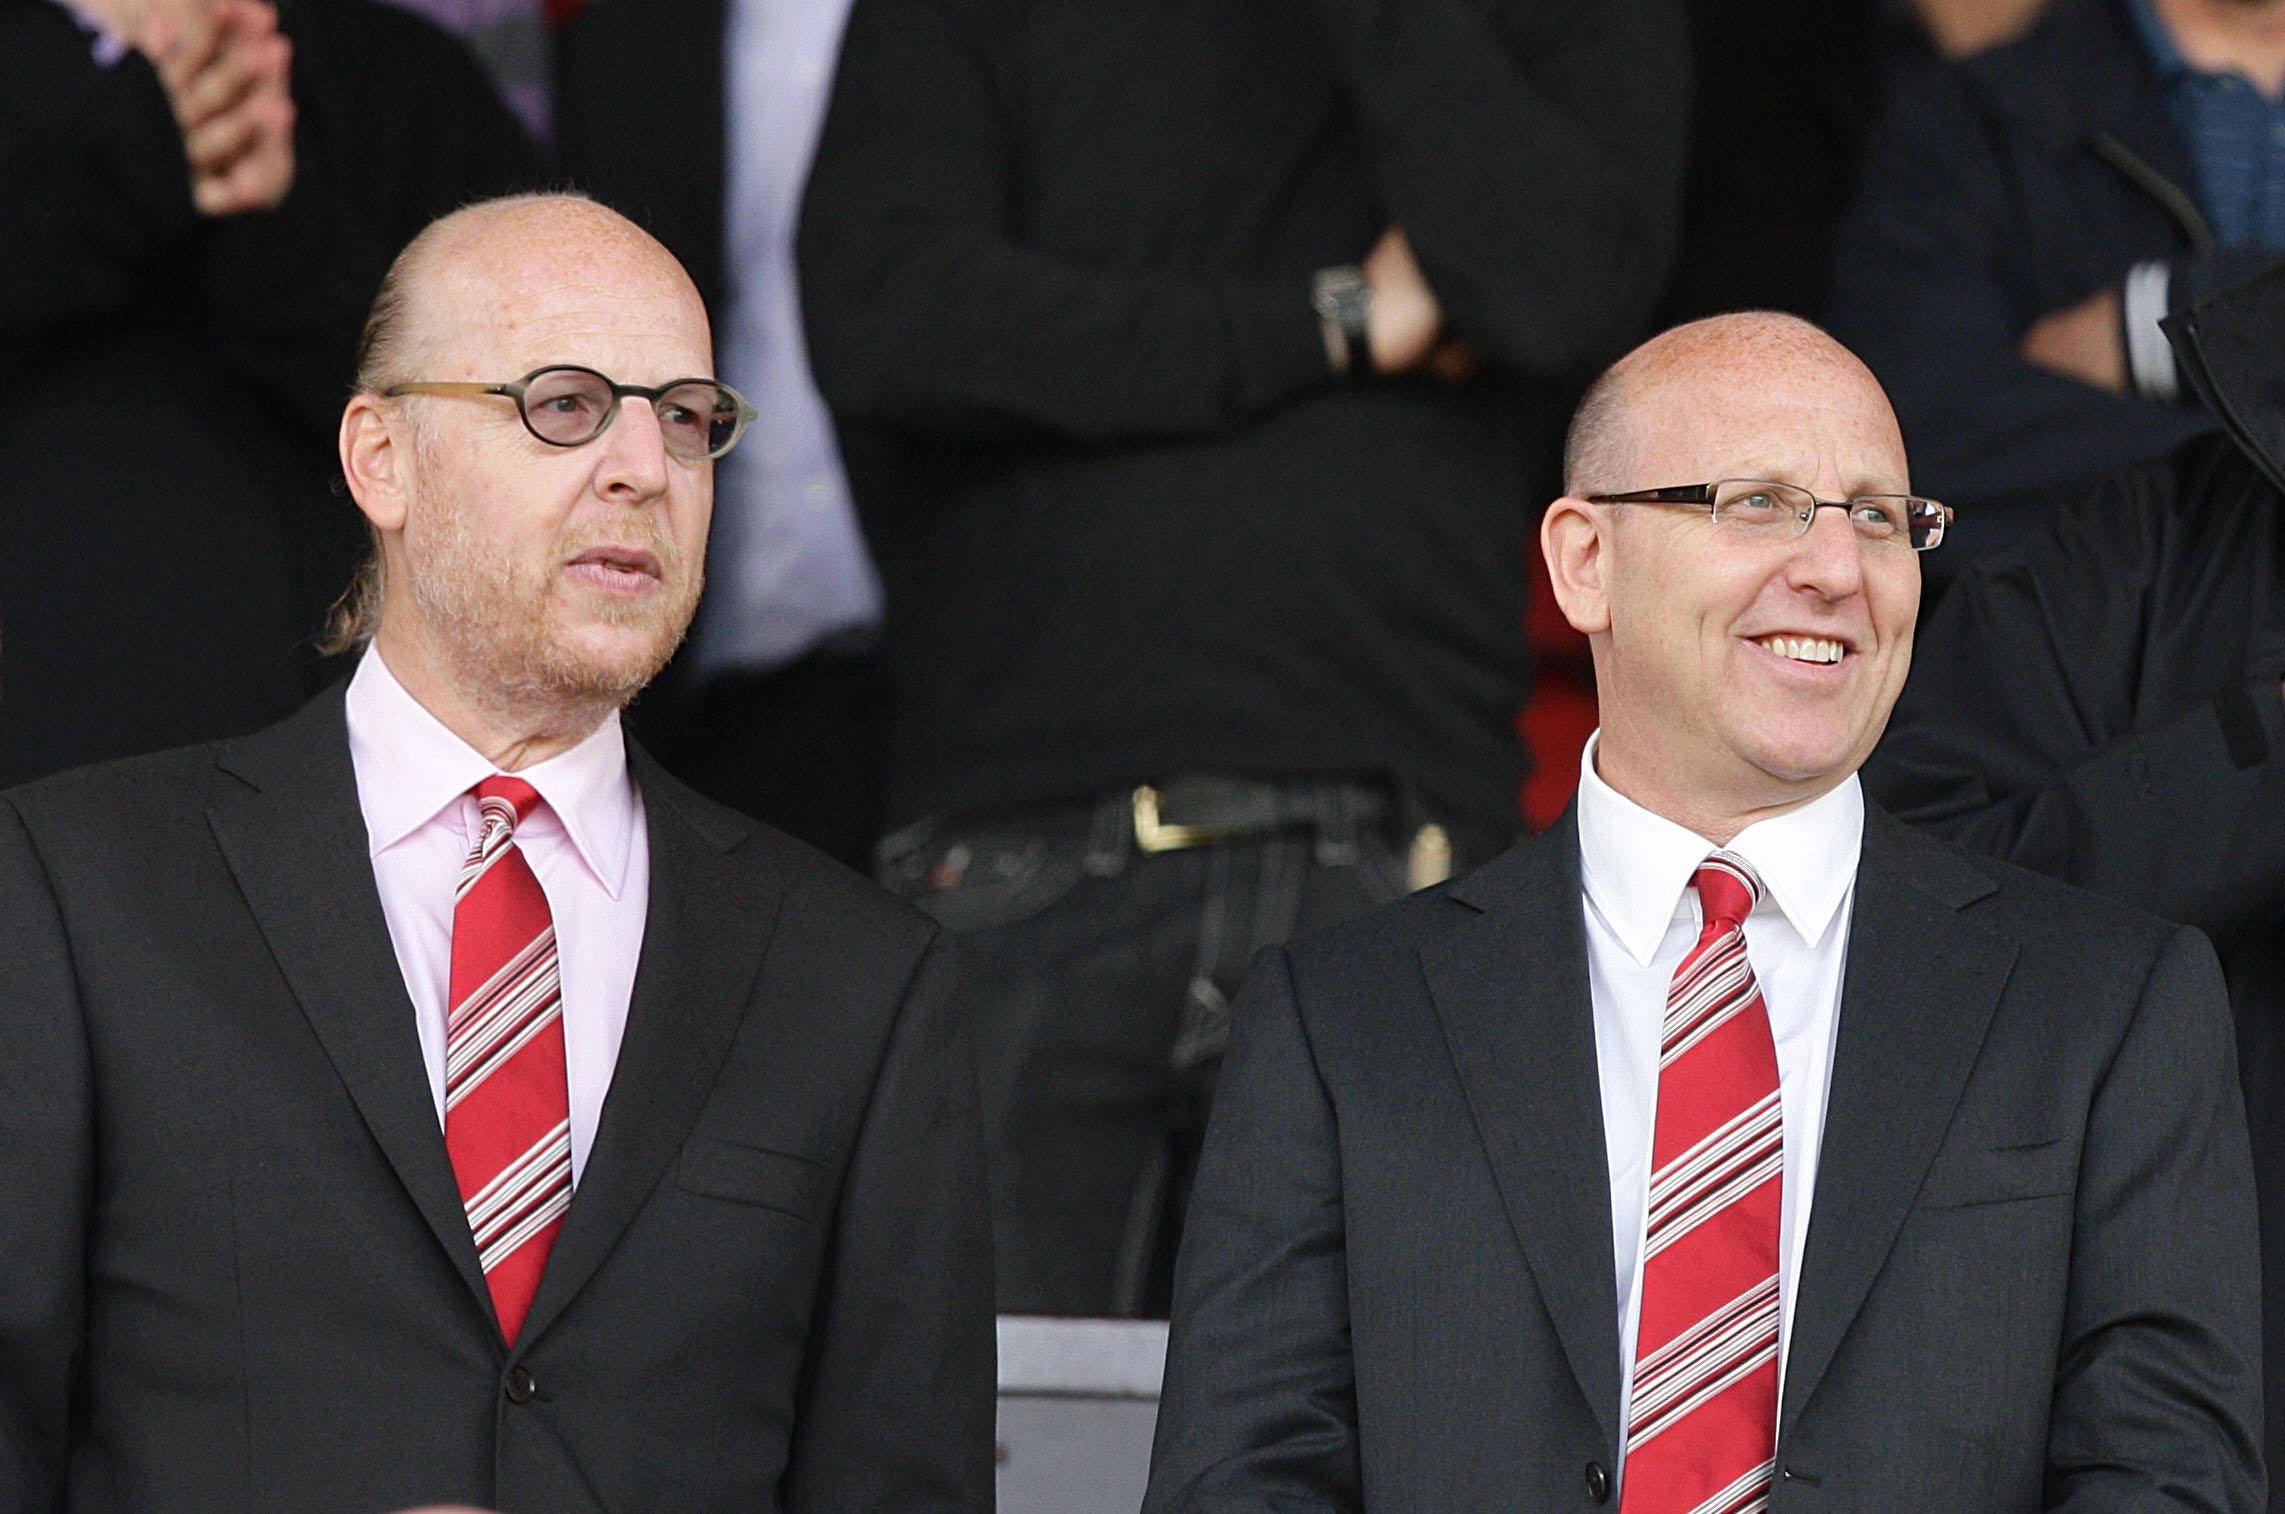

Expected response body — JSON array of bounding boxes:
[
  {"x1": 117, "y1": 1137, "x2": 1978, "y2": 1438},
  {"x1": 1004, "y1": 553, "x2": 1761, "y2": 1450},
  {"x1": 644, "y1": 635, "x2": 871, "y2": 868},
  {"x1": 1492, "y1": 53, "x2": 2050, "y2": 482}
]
[
  {"x1": 1575, "y1": 730, "x2": 1863, "y2": 967},
  {"x1": 344, "y1": 645, "x2": 641, "y2": 899},
  {"x1": 2126, "y1": 0, "x2": 2196, "y2": 85}
]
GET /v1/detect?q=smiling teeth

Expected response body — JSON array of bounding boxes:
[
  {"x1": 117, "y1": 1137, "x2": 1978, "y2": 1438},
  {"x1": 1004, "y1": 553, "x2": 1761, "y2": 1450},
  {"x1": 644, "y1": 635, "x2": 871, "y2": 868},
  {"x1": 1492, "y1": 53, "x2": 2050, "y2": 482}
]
[{"x1": 1760, "y1": 635, "x2": 1844, "y2": 664}]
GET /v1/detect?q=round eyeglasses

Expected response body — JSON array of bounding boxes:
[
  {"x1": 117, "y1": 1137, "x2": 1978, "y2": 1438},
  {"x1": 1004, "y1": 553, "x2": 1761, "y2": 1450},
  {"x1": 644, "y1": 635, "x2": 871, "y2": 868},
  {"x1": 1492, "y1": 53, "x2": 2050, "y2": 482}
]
[
  {"x1": 382, "y1": 365, "x2": 759, "y2": 461},
  {"x1": 1586, "y1": 478, "x2": 1953, "y2": 551}
]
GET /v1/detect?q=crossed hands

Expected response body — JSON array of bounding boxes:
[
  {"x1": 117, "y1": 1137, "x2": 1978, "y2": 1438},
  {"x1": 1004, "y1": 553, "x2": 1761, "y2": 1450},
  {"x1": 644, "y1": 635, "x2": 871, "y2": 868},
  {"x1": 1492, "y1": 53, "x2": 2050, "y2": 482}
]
[
  {"x1": 80, "y1": 0, "x2": 297, "y2": 218},
  {"x1": 1361, "y1": 227, "x2": 1479, "y2": 387}
]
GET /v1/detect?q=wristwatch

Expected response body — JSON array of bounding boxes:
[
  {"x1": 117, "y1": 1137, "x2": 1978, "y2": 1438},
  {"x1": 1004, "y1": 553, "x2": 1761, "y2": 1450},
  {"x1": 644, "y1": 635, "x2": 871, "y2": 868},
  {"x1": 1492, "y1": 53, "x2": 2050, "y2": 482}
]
[{"x1": 1312, "y1": 264, "x2": 1373, "y2": 377}]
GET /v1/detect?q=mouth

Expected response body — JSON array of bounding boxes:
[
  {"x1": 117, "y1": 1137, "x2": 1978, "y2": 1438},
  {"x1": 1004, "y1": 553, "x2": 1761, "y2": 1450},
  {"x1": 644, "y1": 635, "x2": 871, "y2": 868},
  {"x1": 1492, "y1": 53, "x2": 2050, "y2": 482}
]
[
  {"x1": 565, "y1": 545, "x2": 663, "y2": 595},
  {"x1": 1752, "y1": 633, "x2": 1849, "y2": 666}
]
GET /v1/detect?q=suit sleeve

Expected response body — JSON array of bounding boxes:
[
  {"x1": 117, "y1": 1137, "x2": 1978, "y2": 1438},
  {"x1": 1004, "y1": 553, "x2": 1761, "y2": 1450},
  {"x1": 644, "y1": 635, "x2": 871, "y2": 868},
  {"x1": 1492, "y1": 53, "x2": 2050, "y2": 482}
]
[
  {"x1": 782, "y1": 934, "x2": 995, "y2": 1514},
  {"x1": 0, "y1": 2, "x2": 538, "y2": 426},
  {"x1": 0, "y1": 11, "x2": 198, "y2": 383},
  {"x1": 187, "y1": 3, "x2": 541, "y2": 438},
  {"x1": 2045, "y1": 925, "x2": 2264, "y2": 1511},
  {"x1": 796, "y1": 0, "x2": 1335, "y2": 448},
  {"x1": 1143, "y1": 947, "x2": 1362, "y2": 1513},
  {"x1": 0, "y1": 799, "x2": 94, "y2": 1514},
  {"x1": 1865, "y1": 463, "x2": 2285, "y2": 949},
  {"x1": 1305, "y1": 0, "x2": 1687, "y2": 384},
  {"x1": 1826, "y1": 60, "x2": 2210, "y2": 525}
]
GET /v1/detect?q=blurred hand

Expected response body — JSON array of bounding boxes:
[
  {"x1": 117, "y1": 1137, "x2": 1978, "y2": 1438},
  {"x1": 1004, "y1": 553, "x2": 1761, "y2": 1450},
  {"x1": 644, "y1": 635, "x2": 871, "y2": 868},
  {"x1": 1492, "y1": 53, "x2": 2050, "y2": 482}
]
[
  {"x1": 143, "y1": 0, "x2": 296, "y2": 218},
  {"x1": 1362, "y1": 227, "x2": 1445, "y2": 376},
  {"x1": 2020, "y1": 286, "x2": 2125, "y2": 393},
  {"x1": 67, "y1": 0, "x2": 195, "y2": 53}
]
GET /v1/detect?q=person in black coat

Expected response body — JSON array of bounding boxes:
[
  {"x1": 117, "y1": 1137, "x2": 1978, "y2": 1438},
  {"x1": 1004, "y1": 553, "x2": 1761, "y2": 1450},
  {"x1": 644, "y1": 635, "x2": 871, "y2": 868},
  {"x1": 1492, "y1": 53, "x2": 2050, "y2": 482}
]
[
  {"x1": 1827, "y1": 0, "x2": 2285, "y2": 582},
  {"x1": 795, "y1": 0, "x2": 1689, "y2": 1315},
  {"x1": 1868, "y1": 259, "x2": 2285, "y2": 1507},
  {"x1": 0, "y1": 0, "x2": 537, "y2": 786}
]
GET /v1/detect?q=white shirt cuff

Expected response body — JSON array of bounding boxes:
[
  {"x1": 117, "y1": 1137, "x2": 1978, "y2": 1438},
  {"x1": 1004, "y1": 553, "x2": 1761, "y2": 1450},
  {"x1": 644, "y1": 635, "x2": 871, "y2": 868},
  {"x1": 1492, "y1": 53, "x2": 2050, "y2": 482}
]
[{"x1": 2122, "y1": 259, "x2": 2179, "y2": 403}]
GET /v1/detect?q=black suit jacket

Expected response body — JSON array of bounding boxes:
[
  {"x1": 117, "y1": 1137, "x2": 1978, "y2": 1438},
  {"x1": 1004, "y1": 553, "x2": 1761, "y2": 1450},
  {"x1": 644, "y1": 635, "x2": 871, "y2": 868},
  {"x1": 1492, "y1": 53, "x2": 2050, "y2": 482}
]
[
  {"x1": 0, "y1": 687, "x2": 994, "y2": 1513},
  {"x1": 1144, "y1": 806, "x2": 2263, "y2": 1511}
]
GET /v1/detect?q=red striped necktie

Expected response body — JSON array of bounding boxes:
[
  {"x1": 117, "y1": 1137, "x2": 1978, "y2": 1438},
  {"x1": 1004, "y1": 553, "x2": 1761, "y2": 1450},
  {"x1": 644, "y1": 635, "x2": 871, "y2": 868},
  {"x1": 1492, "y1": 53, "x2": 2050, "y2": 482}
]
[
  {"x1": 445, "y1": 775, "x2": 572, "y2": 1347},
  {"x1": 1619, "y1": 852, "x2": 1783, "y2": 1514}
]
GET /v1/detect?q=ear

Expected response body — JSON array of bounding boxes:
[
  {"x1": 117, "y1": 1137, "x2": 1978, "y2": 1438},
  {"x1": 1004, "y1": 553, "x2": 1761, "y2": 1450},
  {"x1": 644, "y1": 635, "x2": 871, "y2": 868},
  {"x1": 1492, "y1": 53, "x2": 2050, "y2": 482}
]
[
  {"x1": 1541, "y1": 495, "x2": 1612, "y2": 636},
  {"x1": 340, "y1": 392, "x2": 412, "y2": 534}
]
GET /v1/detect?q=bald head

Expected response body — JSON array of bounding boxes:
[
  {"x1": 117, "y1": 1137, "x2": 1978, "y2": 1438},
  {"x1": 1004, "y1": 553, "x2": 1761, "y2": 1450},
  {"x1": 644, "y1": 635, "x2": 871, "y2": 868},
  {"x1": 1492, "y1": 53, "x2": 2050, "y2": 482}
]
[
  {"x1": 354, "y1": 193, "x2": 707, "y2": 395},
  {"x1": 1562, "y1": 312, "x2": 1893, "y2": 497}
]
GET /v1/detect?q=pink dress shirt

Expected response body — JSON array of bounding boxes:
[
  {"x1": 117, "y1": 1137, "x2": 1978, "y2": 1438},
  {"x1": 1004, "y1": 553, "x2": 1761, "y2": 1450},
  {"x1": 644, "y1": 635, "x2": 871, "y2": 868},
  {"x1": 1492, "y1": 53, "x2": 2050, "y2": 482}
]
[{"x1": 345, "y1": 647, "x2": 649, "y2": 1185}]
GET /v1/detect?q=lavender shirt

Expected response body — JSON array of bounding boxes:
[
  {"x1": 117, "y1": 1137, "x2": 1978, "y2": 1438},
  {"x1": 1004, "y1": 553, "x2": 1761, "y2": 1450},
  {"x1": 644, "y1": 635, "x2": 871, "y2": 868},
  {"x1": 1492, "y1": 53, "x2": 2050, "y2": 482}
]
[
  {"x1": 689, "y1": 0, "x2": 883, "y2": 675},
  {"x1": 346, "y1": 647, "x2": 649, "y2": 1186}
]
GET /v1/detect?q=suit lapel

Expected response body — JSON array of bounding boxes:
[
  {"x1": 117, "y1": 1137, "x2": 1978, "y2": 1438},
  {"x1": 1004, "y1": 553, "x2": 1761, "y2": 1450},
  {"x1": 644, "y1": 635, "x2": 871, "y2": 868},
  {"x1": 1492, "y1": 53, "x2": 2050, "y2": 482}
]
[
  {"x1": 1423, "y1": 812, "x2": 1624, "y2": 1450},
  {"x1": 514, "y1": 750, "x2": 782, "y2": 1348},
  {"x1": 206, "y1": 687, "x2": 495, "y2": 1316},
  {"x1": 1778, "y1": 810, "x2": 2017, "y2": 1442}
]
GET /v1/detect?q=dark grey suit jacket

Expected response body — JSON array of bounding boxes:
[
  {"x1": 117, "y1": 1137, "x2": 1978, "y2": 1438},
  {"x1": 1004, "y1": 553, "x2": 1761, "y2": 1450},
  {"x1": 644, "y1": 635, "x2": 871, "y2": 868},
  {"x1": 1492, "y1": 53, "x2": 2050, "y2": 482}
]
[
  {"x1": 1144, "y1": 806, "x2": 2263, "y2": 1511},
  {"x1": 0, "y1": 687, "x2": 995, "y2": 1513}
]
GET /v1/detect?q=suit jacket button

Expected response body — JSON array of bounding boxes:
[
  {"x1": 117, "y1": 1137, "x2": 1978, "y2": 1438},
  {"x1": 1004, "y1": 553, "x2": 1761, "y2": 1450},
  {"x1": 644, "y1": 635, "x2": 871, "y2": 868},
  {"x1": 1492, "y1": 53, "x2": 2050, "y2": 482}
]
[
  {"x1": 1585, "y1": 1461, "x2": 1611, "y2": 1503},
  {"x1": 504, "y1": 1366, "x2": 537, "y2": 1404}
]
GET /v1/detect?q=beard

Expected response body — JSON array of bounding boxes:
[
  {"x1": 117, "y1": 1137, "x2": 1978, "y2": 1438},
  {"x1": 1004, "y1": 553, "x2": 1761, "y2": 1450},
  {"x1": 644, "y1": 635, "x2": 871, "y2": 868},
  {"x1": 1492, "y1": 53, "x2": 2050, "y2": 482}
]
[{"x1": 399, "y1": 482, "x2": 703, "y2": 725}]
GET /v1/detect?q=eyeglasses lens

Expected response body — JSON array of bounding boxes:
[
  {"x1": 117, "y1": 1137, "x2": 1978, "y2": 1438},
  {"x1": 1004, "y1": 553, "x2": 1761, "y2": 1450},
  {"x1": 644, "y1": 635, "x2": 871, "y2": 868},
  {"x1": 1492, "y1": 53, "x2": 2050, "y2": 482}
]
[
  {"x1": 522, "y1": 369, "x2": 615, "y2": 446},
  {"x1": 1712, "y1": 480, "x2": 1942, "y2": 551},
  {"x1": 657, "y1": 381, "x2": 740, "y2": 460}
]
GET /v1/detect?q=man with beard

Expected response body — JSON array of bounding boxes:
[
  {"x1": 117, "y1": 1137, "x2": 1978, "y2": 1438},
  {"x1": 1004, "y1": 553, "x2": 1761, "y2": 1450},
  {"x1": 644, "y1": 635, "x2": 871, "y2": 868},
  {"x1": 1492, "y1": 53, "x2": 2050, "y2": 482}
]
[{"x1": 0, "y1": 194, "x2": 993, "y2": 1514}]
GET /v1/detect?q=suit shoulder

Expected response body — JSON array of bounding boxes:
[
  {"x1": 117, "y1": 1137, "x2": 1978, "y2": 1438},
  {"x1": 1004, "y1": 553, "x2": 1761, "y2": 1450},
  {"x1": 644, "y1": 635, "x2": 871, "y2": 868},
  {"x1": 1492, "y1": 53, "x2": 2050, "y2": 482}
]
[
  {"x1": 2, "y1": 740, "x2": 232, "y2": 842},
  {"x1": 1275, "y1": 867, "x2": 1535, "y2": 994},
  {"x1": 1882, "y1": 810, "x2": 2195, "y2": 964}
]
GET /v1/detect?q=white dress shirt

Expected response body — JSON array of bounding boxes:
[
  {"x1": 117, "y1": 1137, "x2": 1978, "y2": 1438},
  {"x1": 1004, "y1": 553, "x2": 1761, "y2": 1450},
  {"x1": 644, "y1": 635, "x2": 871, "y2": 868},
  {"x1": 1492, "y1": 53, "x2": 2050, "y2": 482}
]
[
  {"x1": 1574, "y1": 731, "x2": 1860, "y2": 1448},
  {"x1": 345, "y1": 647, "x2": 650, "y2": 1185},
  {"x1": 692, "y1": 0, "x2": 883, "y2": 675}
]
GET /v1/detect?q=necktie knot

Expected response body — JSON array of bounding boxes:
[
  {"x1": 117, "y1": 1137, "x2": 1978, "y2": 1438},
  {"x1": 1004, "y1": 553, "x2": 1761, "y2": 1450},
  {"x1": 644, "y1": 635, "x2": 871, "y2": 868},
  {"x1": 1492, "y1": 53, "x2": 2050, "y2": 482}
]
[
  {"x1": 475, "y1": 775, "x2": 544, "y2": 836},
  {"x1": 1691, "y1": 851, "x2": 1763, "y2": 934}
]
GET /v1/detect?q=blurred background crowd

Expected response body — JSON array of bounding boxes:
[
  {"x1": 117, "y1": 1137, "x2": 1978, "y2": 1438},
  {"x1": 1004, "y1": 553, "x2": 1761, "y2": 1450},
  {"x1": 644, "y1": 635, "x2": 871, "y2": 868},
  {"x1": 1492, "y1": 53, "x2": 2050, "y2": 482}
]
[{"x1": 9, "y1": 0, "x2": 2285, "y2": 1323}]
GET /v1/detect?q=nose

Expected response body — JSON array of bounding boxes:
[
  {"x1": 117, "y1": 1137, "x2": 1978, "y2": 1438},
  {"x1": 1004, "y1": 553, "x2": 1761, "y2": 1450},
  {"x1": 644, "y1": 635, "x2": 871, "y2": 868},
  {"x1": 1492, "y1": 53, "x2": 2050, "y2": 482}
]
[
  {"x1": 595, "y1": 395, "x2": 671, "y2": 502},
  {"x1": 1784, "y1": 500, "x2": 1866, "y2": 599}
]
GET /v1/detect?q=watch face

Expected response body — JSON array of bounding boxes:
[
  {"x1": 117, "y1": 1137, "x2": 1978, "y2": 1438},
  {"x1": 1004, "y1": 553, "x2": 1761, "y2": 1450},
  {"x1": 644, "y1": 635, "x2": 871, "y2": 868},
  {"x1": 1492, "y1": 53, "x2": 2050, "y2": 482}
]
[{"x1": 1313, "y1": 266, "x2": 1370, "y2": 320}]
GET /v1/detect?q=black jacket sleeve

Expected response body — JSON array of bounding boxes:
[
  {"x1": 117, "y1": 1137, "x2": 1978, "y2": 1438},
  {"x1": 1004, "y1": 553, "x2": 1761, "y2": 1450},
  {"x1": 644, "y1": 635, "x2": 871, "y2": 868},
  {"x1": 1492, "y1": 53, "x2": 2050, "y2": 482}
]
[
  {"x1": 0, "y1": 7, "x2": 198, "y2": 381},
  {"x1": 2045, "y1": 923, "x2": 2266, "y2": 1513},
  {"x1": 0, "y1": 1, "x2": 538, "y2": 427},
  {"x1": 1866, "y1": 453, "x2": 2285, "y2": 948},
  {"x1": 1827, "y1": 61, "x2": 2210, "y2": 521},
  {"x1": 191, "y1": 1, "x2": 541, "y2": 437},
  {"x1": 0, "y1": 798, "x2": 94, "y2": 1514},
  {"x1": 1142, "y1": 946, "x2": 1363, "y2": 1512},
  {"x1": 796, "y1": 0, "x2": 1334, "y2": 448},
  {"x1": 798, "y1": 0, "x2": 1687, "y2": 447},
  {"x1": 782, "y1": 935, "x2": 997, "y2": 1513},
  {"x1": 1305, "y1": 0, "x2": 1688, "y2": 384}
]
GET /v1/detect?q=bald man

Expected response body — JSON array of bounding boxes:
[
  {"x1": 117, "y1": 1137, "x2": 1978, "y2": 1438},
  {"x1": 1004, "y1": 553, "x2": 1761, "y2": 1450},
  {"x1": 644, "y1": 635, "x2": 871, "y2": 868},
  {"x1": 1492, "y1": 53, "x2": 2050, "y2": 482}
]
[
  {"x1": 1143, "y1": 313, "x2": 2263, "y2": 1512},
  {"x1": 0, "y1": 194, "x2": 993, "y2": 1513}
]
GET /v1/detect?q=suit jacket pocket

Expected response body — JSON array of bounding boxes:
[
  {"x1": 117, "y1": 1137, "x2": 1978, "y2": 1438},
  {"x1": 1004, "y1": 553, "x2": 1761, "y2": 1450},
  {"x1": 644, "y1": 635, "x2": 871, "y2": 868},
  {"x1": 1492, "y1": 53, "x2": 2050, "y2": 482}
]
[
  {"x1": 1915, "y1": 1135, "x2": 2077, "y2": 1210},
  {"x1": 676, "y1": 1136, "x2": 828, "y2": 1222}
]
